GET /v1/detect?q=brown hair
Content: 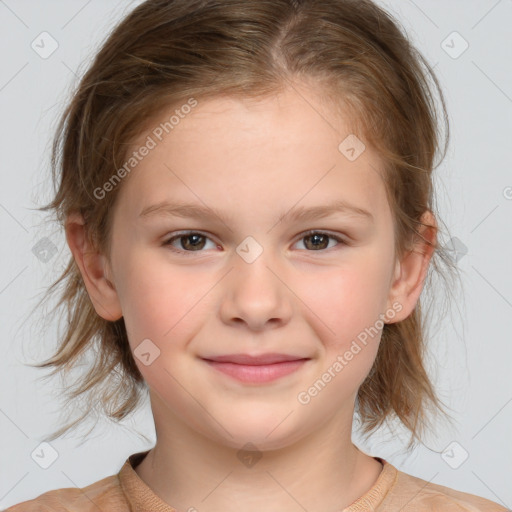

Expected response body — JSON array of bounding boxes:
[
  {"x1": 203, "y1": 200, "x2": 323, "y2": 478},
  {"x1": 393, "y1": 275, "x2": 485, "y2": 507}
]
[{"x1": 30, "y1": 0, "x2": 460, "y2": 450}]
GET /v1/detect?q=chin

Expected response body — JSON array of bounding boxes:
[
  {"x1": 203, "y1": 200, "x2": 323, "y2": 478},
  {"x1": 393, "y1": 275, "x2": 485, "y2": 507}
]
[{"x1": 198, "y1": 412, "x2": 308, "y2": 453}]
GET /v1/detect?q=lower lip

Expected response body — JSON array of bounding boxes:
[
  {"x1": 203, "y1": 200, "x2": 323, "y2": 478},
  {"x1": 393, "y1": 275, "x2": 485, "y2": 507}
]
[{"x1": 202, "y1": 359, "x2": 309, "y2": 383}]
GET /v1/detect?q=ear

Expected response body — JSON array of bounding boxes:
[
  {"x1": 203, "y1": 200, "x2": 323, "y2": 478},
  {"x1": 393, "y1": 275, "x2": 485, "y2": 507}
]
[
  {"x1": 385, "y1": 210, "x2": 437, "y2": 323},
  {"x1": 65, "y1": 212, "x2": 123, "y2": 322}
]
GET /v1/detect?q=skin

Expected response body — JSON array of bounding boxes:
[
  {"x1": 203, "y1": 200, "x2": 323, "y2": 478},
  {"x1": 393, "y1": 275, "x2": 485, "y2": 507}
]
[{"x1": 66, "y1": 81, "x2": 436, "y2": 512}]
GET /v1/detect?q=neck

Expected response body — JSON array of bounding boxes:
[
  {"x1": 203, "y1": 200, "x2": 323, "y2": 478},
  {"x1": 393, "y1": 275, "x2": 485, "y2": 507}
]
[{"x1": 135, "y1": 394, "x2": 383, "y2": 512}]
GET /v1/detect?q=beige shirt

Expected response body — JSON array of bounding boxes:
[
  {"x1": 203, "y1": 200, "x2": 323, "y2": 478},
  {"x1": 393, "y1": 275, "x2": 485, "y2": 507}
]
[{"x1": 5, "y1": 451, "x2": 508, "y2": 511}]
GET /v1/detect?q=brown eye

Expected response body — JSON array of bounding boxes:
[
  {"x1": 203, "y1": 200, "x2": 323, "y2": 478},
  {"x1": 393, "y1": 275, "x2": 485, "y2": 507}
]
[
  {"x1": 304, "y1": 233, "x2": 329, "y2": 250},
  {"x1": 163, "y1": 232, "x2": 216, "y2": 254},
  {"x1": 296, "y1": 231, "x2": 346, "y2": 252},
  {"x1": 179, "y1": 234, "x2": 206, "y2": 251}
]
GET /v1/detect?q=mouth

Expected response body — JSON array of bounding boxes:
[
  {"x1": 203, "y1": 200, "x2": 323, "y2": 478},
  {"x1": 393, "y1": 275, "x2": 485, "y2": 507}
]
[{"x1": 200, "y1": 353, "x2": 311, "y2": 384}]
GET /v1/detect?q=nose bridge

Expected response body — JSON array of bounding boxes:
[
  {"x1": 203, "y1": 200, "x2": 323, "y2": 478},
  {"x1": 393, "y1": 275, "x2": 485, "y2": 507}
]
[{"x1": 220, "y1": 235, "x2": 292, "y2": 329}]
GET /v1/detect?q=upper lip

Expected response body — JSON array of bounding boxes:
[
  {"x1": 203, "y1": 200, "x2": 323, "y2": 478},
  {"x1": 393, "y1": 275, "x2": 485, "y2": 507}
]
[{"x1": 201, "y1": 353, "x2": 310, "y2": 365}]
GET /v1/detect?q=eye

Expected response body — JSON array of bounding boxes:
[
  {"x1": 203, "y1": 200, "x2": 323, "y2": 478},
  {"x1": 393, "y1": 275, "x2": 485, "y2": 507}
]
[
  {"x1": 162, "y1": 230, "x2": 347, "y2": 256},
  {"x1": 294, "y1": 230, "x2": 346, "y2": 252},
  {"x1": 163, "y1": 231, "x2": 218, "y2": 255}
]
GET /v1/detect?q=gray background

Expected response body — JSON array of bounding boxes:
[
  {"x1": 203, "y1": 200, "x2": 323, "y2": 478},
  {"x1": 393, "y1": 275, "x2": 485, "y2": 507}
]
[{"x1": 1, "y1": 0, "x2": 511, "y2": 509}]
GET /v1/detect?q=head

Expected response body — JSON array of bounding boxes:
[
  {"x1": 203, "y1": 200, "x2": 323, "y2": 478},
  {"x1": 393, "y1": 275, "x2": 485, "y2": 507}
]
[{"x1": 35, "y1": 0, "x2": 457, "y2": 451}]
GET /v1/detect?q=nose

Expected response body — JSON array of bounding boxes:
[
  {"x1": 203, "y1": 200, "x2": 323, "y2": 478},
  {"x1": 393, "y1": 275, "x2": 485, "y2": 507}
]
[{"x1": 219, "y1": 245, "x2": 293, "y2": 332}]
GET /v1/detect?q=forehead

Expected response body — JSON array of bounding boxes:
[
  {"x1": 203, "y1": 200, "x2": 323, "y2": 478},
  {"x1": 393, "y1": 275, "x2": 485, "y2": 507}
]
[{"x1": 114, "y1": 86, "x2": 389, "y2": 225}]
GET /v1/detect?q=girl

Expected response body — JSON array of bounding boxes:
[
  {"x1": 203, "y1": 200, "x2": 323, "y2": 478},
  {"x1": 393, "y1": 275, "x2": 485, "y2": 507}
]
[{"x1": 6, "y1": 0, "x2": 508, "y2": 510}]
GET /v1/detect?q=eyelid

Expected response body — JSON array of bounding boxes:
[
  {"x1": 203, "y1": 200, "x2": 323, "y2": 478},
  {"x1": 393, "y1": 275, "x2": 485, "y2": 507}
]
[{"x1": 299, "y1": 229, "x2": 347, "y2": 243}]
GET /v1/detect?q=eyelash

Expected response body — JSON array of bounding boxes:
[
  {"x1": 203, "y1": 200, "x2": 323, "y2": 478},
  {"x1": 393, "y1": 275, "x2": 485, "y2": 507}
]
[{"x1": 162, "y1": 230, "x2": 347, "y2": 256}]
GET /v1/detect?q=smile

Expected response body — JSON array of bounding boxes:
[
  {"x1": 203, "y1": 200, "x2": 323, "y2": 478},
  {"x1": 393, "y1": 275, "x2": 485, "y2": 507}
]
[{"x1": 201, "y1": 358, "x2": 310, "y2": 384}]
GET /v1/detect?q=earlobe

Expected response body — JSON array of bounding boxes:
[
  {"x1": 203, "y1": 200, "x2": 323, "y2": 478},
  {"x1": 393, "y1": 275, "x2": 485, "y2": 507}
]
[
  {"x1": 385, "y1": 211, "x2": 437, "y2": 323},
  {"x1": 65, "y1": 212, "x2": 123, "y2": 322}
]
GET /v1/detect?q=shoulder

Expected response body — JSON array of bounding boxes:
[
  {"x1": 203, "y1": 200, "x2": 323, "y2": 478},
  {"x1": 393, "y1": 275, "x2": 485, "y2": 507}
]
[
  {"x1": 3, "y1": 473, "x2": 126, "y2": 512},
  {"x1": 384, "y1": 466, "x2": 509, "y2": 512}
]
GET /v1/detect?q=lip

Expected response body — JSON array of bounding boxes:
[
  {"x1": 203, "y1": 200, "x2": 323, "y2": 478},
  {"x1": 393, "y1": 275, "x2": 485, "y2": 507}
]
[
  {"x1": 200, "y1": 353, "x2": 310, "y2": 384},
  {"x1": 202, "y1": 353, "x2": 308, "y2": 365}
]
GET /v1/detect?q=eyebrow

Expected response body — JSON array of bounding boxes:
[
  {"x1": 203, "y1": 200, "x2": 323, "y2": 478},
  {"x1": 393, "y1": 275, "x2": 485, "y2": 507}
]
[{"x1": 139, "y1": 199, "x2": 374, "y2": 225}]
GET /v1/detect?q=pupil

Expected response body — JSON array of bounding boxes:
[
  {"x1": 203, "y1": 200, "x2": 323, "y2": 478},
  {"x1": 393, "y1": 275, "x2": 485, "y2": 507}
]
[
  {"x1": 309, "y1": 234, "x2": 327, "y2": 250},
  {"x1": 184, "y1": 234, "x2": 204, "y2": 250}
]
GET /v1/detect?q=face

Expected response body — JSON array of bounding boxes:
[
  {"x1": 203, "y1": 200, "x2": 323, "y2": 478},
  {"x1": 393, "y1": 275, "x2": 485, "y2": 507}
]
[{"x1": 104, "y1": 84, "x2": 402, "y2": 450}]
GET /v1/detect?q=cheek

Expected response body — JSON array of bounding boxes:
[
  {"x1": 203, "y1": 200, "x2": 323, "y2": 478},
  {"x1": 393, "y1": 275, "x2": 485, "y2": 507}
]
[
  {"x1": 298, "y1": 262, "x2": 390, "y2": 401},
  {"x1": 115, "y1": 251, "x2": 199, "y2": 345},
  {"x1": 304, "y1": 256, "x2": 392, "y2": 340},
  {"x1": 116, "y1": 259, "x2": 204, "y2": 391}
]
